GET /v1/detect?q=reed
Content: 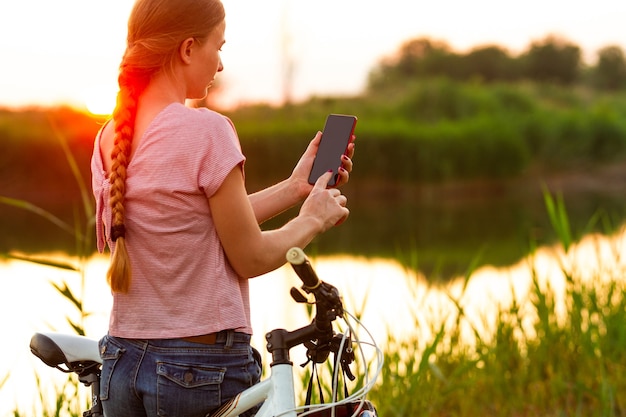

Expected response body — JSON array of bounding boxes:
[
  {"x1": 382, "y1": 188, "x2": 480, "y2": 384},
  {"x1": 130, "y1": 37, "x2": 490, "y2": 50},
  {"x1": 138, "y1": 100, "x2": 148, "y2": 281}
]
[
  {"x1": 365, "y1": 190, "x2": 626, "y2": 416},
  {"x1": 3, "y1": 115, "x2": 94, "y2": 416}
]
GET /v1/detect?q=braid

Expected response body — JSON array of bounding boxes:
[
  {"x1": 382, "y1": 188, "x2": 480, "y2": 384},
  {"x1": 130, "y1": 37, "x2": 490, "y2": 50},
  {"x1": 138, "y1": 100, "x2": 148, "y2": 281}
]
[
  {"x1": 104, "y1": 0, "x2": 225, "y2": 293},
  {"x1": 106, "y1": 72, "x2": 142, "y2": 293}
]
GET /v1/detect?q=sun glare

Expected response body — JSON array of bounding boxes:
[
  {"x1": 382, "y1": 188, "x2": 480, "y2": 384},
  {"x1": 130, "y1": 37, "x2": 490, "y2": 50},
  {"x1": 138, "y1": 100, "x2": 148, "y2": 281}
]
[{"x1": 83, "y1": 85, "x2": 117, "y2": 116}]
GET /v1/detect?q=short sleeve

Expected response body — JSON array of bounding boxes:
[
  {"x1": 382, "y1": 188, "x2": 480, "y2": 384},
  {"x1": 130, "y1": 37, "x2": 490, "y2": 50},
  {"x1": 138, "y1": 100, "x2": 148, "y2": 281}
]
[{"x1": 194, "y1": 110, "x2": 246, "y2": 198}]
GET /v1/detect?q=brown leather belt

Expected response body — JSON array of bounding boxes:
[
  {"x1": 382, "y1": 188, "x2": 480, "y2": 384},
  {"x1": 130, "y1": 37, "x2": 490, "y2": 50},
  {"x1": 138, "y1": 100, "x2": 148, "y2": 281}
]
[{"x1": 182, "y1": 332, "x2": 218, "y2": 345}]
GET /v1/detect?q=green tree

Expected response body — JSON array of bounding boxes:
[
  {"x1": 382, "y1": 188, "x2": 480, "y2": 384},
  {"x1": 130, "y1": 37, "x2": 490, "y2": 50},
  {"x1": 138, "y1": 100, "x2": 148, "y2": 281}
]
[
  {"x1": 367, "y1": 37, "x2": 457, "y2": 88},
  {"x1": 460, "y1": 45, "x2": 519, "y2": 81},
  {"x1": 522, "y1": 35, "x2": 582, "y2": 84},
  {"x1": 592, "y1": 45, "x2": 626, "y2": 90}
]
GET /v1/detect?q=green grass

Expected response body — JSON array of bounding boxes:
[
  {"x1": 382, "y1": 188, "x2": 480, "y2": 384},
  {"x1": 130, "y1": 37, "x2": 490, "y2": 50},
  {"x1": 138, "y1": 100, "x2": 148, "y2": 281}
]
[
  {"x1": 365, "y1": 255, "x2": 626, "y2": 417},
  {"x1": 301, "y1": 192, "x2": 626, "y2": 416},
  {"x1": 362, "y1": 194, "x2": 626, "y2": 416}
]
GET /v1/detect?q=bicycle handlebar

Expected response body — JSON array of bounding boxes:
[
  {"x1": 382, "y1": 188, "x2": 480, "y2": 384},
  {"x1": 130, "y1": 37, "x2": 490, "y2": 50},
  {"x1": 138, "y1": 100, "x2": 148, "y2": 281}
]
[
  {"x1": 281, "y1": 247, "x2": 346, "y2": 365},
  {"x1": 286, "y1": 247, "x2": 320, "y2": 289}
]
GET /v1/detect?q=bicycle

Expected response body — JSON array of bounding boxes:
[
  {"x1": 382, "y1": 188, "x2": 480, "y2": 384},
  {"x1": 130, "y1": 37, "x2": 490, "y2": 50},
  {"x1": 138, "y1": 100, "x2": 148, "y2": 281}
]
[{"x1": 30, "y1": 247, "x2": 382, "y2": 417}]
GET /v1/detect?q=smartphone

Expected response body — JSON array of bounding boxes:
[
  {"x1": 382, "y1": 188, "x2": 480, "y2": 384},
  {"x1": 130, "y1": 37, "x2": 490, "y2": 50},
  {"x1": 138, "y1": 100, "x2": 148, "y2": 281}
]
[{"x1": 308, "y1": 114, "x2": 357, "y2": 186}]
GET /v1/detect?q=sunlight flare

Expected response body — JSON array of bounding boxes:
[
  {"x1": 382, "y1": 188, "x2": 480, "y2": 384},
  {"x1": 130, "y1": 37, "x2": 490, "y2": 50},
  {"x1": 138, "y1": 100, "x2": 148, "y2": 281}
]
[{"x1": 83, "y1": 85, "x2": 116, "y2": 116}]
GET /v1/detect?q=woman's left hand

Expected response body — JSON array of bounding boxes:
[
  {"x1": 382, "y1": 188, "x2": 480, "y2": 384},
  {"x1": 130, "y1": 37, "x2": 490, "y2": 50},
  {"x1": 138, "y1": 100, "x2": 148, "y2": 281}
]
[{"x1": 290, "y1": 131, "x2": 356, "y2": 198}]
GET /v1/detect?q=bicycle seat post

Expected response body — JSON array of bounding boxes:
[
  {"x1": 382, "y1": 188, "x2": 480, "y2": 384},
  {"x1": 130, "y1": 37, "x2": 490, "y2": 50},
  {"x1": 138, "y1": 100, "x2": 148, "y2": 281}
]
[{"x1": 78, "y1": 371, "x2": 103, "y2": 417}]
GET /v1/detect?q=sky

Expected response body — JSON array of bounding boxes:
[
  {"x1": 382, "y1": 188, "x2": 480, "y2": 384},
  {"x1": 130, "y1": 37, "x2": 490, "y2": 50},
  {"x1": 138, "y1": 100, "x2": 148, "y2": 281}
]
[{"x1": 0, "y1": 0, "x2": 625, "y2": 113}]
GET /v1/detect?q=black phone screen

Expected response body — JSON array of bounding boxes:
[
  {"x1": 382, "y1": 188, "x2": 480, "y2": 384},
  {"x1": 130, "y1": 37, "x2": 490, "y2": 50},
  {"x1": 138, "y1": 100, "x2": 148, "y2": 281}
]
[{"x1": 308, "y1": 114, "x2": 357, "y2": 186}]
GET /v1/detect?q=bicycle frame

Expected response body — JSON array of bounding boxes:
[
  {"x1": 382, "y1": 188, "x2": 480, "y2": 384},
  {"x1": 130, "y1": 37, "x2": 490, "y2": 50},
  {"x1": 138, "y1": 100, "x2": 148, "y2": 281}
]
[
  {"x1": 212, "y1": 363, "x2": 296, "y2": 417},
  {"x1": 30, "y1": 248, "x2": 380, "y2": 417}
]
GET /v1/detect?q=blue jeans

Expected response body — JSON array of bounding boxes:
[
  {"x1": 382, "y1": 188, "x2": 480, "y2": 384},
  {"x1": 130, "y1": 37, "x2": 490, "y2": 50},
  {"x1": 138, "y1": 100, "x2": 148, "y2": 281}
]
[{"x1": 98, "y1": 331, "x2": 262, "y2": 417}]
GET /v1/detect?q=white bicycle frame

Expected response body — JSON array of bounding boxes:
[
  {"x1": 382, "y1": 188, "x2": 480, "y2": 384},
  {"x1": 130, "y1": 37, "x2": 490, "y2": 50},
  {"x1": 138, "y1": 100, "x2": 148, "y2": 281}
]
[
  {"x1": 213, "y1": 312, "x2": 380, "y2": 417},
  {"x1": 30, "y1": 248, "x2": 382, "y2": 417},
  {"x1": 213, "y1": 357, "x2": 298, "y2": 417}
]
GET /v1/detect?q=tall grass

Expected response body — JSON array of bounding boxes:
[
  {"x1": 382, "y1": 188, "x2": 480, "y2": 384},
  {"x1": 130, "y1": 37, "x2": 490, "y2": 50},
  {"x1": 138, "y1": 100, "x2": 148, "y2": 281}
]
[
  {"x1": 2, "y1": 115, "x2": 94, "y2": 416},
  {"x1": 366, "y1": 191, "x2": 626, "y2": 416},
  {"x1": 367, "y1": 260, "x2": 626, "y2": 416}
]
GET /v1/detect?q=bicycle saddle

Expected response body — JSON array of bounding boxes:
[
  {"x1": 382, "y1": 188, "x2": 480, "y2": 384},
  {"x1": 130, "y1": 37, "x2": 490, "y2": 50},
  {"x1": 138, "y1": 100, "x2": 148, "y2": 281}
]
[{"x1": 30, "y1": 332, "x2": 101, "y2": 371}]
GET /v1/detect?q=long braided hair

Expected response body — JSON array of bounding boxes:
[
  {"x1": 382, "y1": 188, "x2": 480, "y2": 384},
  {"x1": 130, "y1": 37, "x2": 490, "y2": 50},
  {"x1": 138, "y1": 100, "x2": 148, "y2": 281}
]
[{"x1": 107, "y1": 0, "x2": 225, "y2": 292}]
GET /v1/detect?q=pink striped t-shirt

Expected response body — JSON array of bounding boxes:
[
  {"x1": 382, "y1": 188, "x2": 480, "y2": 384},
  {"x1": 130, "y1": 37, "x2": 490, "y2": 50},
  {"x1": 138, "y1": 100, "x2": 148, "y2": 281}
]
[{"x1": 91, "y1": 103, "x2": 251, "y2": 338}]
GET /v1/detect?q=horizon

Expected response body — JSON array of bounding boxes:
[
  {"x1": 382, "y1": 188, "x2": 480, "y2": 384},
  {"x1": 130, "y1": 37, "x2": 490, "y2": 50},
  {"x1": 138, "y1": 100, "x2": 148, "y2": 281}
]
[{"x1": 1, "y1": 0, "x2": 625, "y2": 113}]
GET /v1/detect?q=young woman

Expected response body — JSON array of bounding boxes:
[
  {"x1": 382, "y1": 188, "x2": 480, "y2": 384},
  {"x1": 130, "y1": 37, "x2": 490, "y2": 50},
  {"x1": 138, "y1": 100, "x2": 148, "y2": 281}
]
[{"x1": 91, "y1": 0, "x2": 354, "y2": 416}]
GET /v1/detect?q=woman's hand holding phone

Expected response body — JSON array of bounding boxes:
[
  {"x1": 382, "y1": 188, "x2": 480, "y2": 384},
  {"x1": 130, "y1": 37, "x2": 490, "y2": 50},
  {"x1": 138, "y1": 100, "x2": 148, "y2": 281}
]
[
  {"x1": 307, "y1": 114, "x2": 357, "y2": 187},
  {"x1": 289, "y1": 127, "x2": 355, "y2": 199}
]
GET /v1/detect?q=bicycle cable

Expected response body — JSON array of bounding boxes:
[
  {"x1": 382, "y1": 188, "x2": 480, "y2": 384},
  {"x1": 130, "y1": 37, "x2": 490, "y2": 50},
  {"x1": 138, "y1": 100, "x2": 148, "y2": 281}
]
[{"x1": 290, "y1": 310, "x2": 383, "y2": 417}]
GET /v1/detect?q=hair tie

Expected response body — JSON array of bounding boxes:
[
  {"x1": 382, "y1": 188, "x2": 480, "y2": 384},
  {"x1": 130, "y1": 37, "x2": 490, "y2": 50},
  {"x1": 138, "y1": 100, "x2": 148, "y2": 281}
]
[{"x1": 110, "y1": 224, "x2": 126, "y2": 242}]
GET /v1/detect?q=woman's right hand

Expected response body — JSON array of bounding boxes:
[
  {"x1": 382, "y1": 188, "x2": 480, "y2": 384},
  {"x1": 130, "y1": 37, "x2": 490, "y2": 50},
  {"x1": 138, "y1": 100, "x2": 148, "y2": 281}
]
[
  {"x1": 211, "y1": 168, "x2": 348, "y2": 279},
  {"x1": 299, "y1": 171, "x2": 350, "y2": 232}
]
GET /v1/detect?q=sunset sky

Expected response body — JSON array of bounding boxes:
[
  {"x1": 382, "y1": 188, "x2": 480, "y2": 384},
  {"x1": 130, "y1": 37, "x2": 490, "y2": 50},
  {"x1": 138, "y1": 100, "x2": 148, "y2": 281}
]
[{"x1": 1, "y1": 0, "x2": 625, "y2": 113}]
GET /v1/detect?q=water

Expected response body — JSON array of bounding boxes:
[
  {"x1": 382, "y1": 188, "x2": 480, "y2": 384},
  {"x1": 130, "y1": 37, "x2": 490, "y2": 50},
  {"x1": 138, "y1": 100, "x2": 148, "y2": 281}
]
[
  {"x1": 2, "y1": 228, "x2": 626, "y2": 415},
  {"x1": 0, "y1": 253, "x2": 419, "y2": 415},
  {"x1": 5, "y1": 168, "x2": 626, "y2": 281}
]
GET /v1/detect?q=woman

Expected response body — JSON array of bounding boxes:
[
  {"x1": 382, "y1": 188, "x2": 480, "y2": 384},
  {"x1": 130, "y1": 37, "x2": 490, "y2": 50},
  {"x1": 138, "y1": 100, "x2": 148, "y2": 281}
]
[{"x1": 91, "y1": 0, "x2": 354, "y2": 416}]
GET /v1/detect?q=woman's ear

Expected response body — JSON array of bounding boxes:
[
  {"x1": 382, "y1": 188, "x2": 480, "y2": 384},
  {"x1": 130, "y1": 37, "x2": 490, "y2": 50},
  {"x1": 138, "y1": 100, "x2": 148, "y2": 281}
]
[{"x1": 178, "y1": 37, "x2": 195, "y2": 65}]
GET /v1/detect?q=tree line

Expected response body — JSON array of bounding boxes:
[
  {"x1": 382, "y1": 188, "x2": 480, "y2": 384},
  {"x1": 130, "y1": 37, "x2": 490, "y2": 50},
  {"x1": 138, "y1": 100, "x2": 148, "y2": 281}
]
[{"x1": 368, "y1": 35, "x2": 626, "y2": 91}]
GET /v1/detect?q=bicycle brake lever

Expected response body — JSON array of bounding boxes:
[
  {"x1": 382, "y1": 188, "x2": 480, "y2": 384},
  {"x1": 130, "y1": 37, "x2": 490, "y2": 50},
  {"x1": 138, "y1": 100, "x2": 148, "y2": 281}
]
[
  {"x1": 341, "y1": 356, "x2": 356, "y2": 381},
  {"x1": 290, "y1": 287, "x2": 309, "y2": 303},
  {"x1": 331, "y1": 334, "x2": 356, "y2": 381}
]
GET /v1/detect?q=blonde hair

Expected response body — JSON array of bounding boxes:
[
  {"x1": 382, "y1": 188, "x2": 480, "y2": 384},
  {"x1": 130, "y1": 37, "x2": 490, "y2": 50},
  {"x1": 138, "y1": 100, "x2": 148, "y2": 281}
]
[{"x1": 107, "y1": 0, "x2": 225, "y2": 292}]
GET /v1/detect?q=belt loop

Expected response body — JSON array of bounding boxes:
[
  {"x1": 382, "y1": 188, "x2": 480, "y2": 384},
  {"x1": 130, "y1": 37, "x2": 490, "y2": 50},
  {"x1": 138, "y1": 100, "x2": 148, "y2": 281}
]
[{"x1": 224, "y1": 330, "x2": 234, "y2": 349}]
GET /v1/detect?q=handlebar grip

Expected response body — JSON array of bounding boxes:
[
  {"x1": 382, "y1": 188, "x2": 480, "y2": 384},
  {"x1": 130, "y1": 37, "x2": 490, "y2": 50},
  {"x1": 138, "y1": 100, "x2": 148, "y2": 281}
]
[{"x1": 286, "y1": 247, "x2": 320, "y2": 290}]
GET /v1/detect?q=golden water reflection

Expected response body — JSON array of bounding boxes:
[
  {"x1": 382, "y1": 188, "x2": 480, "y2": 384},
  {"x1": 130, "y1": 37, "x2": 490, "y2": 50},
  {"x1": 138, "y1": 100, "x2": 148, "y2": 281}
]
[{"x1": 2, "y1": 228, "x2": 626, "y2": 413}]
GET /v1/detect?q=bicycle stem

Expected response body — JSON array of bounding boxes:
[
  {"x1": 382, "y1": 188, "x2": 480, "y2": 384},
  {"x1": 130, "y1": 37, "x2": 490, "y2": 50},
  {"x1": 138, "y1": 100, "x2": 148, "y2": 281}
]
[
  {"x1": 266, "y1": 286, "x2": 343, "y2": 366},
  {"x1": 265, "y1": 321, "x2": 321, "y2": 366}
]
